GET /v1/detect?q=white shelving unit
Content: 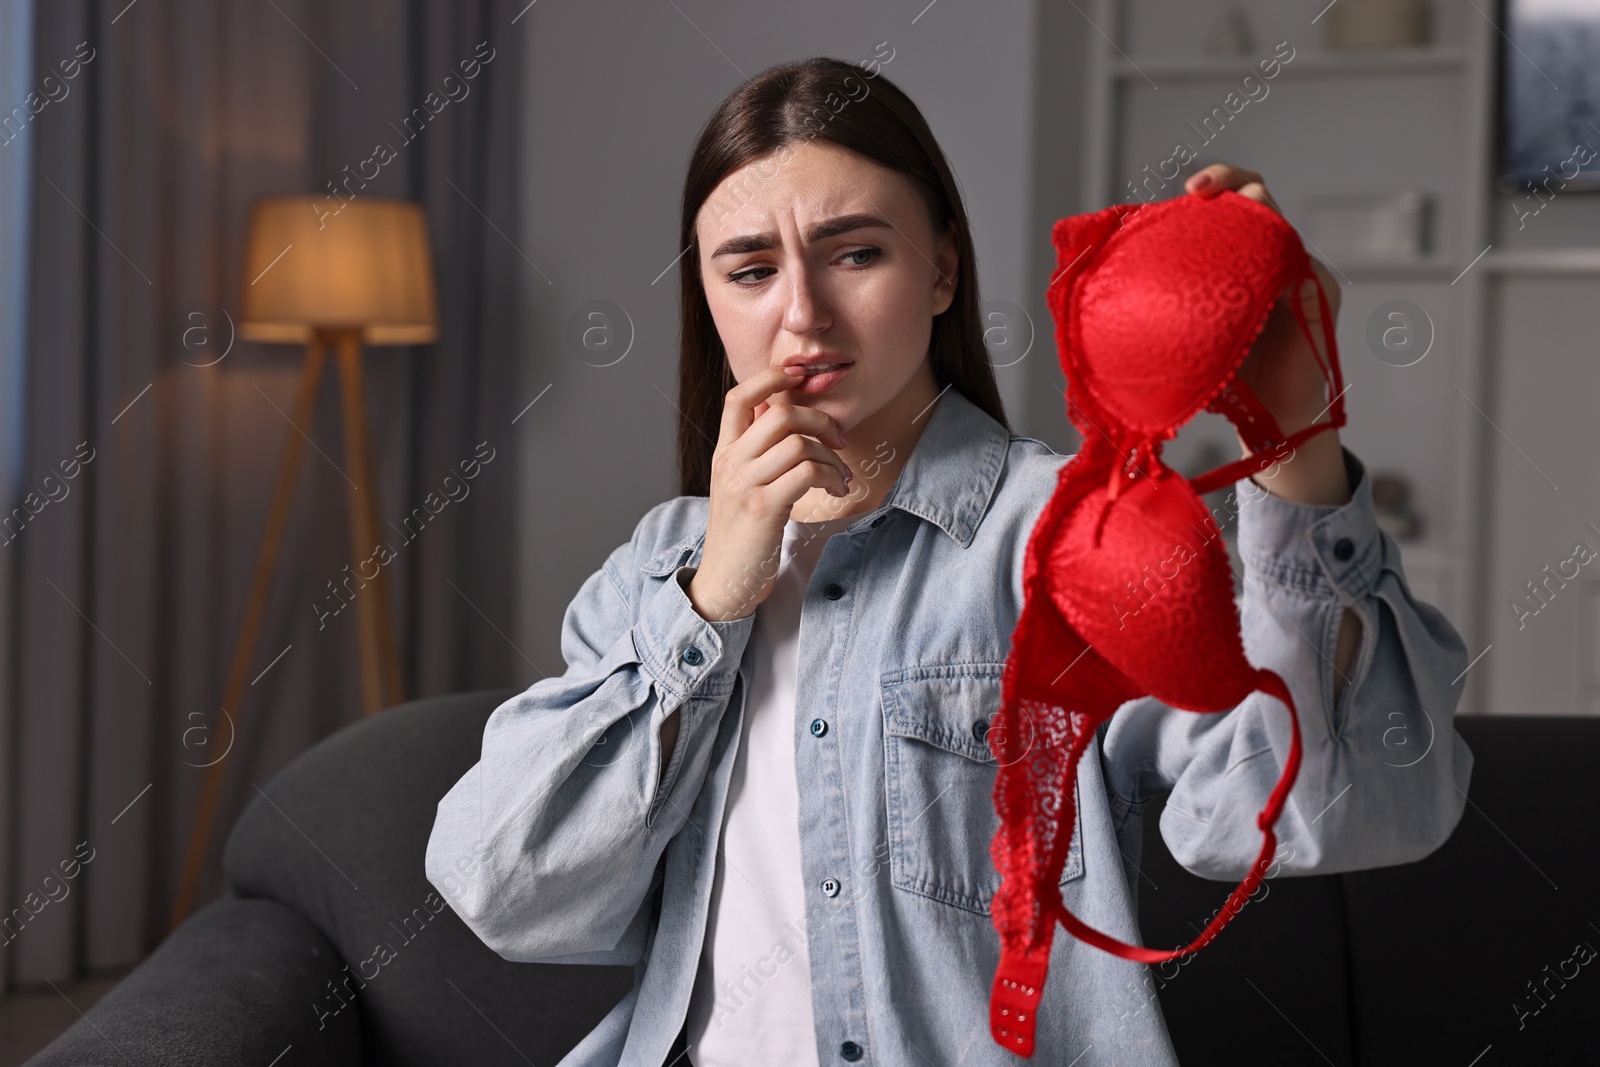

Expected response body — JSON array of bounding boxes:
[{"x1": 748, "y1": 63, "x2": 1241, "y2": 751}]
[
  {"x1": 1075, "y1": 0, "x2": 1521, "y2": 713},
  {"x1": 1108, "y1": 44, "x2": 1470, "y2": 81}
]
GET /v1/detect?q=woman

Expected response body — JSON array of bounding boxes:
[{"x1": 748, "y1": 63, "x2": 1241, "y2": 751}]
[{"x1": 426, "y1": 56, "x2": 1473, "y2": 1066}]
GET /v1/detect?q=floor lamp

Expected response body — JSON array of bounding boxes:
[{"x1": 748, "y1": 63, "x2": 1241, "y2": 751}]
[{"x1": 169, "y1": 196, "x2": 439, "y2": 931}]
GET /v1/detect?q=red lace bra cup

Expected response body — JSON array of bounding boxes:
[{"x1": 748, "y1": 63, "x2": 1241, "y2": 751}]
[
  {"x1": 1053, "y1": 452, "x2": 1258, "y2": 709},
  {"x1": 987, "y1": 191, "x2": 1345, "y2": 1056},
  {"x1": 1059, "y1": 193, "x2": 1306, "y2": 437}
]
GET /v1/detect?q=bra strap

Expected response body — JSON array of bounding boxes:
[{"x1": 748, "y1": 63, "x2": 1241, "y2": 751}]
[
  {"x1": 1209, "y1": 376, "x2": 1286, "y2": 456},
  {"x1": 1185, "y1": 416, "x2": 1339, "y2": 497},
  {"x1": 990, "y1": 665, "x2": 1303, "y2": 1056},
  {"x1": 1187, "y1": 264, "x2": 1348, "y2": 498}
]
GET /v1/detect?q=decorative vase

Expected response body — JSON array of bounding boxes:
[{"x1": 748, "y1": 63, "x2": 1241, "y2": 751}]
[
  {"x1": 1203, "y1": 6, "x2": 1255, "y2": 58},
  {"x1": 1324, "y1": 0, "x2": 1431, "y2": 50}
]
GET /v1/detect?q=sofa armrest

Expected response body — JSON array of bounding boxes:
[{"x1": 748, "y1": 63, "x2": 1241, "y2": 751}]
[{"x1": 25, "y1": 895, "x2": 360, "y2": 1067}]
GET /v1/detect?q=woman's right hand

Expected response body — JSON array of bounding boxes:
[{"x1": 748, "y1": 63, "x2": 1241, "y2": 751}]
[{"x1": 686, "y1": 366, "x2": 854, "y2": 621}]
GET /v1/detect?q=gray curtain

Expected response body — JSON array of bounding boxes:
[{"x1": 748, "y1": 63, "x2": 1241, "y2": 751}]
[{"x1": 1, "y1": 0, "x2": 521, "y2": 992}]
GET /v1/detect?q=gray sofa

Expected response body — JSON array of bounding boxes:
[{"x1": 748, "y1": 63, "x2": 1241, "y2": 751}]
[{"x1": 24, "y1": 690, "x2": 1600, "y2": 1065}]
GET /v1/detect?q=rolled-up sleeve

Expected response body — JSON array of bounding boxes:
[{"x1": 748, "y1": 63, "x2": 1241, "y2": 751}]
[
  {"x1": 425, "y1": 503, "x2": 754, "y2": 964},
  {"x1": 1100, "y1": 446, "x2": 1475, "y2": 881}
]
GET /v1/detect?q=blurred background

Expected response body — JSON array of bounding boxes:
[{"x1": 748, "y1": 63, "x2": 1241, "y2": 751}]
[{"x1": 0, "y1": 0, "x2": 1596, "y2": 1062}]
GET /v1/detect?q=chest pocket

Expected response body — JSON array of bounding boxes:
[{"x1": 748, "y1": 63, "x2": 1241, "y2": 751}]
[{"x1": 880, "y1": 661, "x2": 1085, "y2": 916}]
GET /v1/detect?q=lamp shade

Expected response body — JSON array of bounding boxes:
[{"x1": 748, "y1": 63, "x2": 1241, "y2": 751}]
[{"x1": 238, "y1": 196, "x2": 439, "y2": 345}]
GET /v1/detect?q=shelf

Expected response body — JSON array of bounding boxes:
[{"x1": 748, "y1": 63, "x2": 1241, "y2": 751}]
[
  {"x1": 1479, "y1": 248, "x2": 1600, "y2": 275},
  {"x1": 1111, "y1": 46, "x2": 1469, "y2": 85},
  {"x1": 1307, "y1": 250, "x2": 1600, "y2": 282},
  {"x1": 1324, "y1": 258, "x2": 1467, "y2": 282},
  {"x1": 1387, "y1": 541, "x2": 1466, "y2": 568}
]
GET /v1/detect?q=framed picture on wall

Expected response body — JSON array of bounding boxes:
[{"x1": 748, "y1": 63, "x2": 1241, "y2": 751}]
[{"x1": 1498, "y1": 0, "x2": 1600, "y2": 193}]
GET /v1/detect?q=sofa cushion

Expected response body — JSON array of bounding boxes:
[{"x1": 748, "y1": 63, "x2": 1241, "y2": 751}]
[
  {"x1": 1341, "y1": 715, "x2": 1600, "y2": 1065},
  {"x1": 1138, "y1": 792, "x2": 1357, "y2": 1066},
  {"x1": 223, "y1": 689, "x2": 635, "y2": 1066},
  {"x1": 25, "y1": 896, "x2": 360, "y2": 1066}
]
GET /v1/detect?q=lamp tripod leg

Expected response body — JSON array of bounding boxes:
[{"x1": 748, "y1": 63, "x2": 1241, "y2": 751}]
[
  {"x1": 168, "y1": 340, "x2": 327, "y2": 933},
  {"x1": 334, "y1": 331, "x2": 405, "y2": 716}
]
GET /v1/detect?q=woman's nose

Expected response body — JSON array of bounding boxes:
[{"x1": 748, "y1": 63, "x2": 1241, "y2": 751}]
[{"x1": 781, "y1": 261, "x2": 832, "y2": 335}]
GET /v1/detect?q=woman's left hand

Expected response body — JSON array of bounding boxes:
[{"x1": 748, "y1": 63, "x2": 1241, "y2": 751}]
[
  {"x1": 1183, "y1": 164, "x2": 1339, "y2": 440},
  {"x1": 1186, "y1": 164, "x2": 1360, "y2": 690},
  {"x1": 1183, "y1": 163, "x2": 1351, "y2": 507}
]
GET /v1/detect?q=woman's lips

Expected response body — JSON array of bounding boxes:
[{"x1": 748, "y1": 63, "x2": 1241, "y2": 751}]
[{"x1": 793, "y1": 362, "x2": 852, "y2": 395}]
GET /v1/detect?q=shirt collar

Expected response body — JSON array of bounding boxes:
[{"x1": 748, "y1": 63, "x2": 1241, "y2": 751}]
[{"x1": 873, "y1": 386, "x2": 1011, "y2": 549}]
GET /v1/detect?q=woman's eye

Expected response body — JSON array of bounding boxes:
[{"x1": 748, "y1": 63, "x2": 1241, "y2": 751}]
[
  {"x1": 726, "y1": 247, "x2": 881, "y2": 287},
  {"x1": 728, "y1": 265, "x2": 776, "y2": 286}
]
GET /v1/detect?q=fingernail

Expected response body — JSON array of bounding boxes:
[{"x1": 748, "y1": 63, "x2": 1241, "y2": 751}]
[{"x1": 1191, "y1": 173, "x2": 1212, "y2": 190}]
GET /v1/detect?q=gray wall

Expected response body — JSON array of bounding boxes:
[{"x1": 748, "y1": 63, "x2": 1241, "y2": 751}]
[{"x1": 511, "y1": 0, "x2": 1071, "y2": 679}]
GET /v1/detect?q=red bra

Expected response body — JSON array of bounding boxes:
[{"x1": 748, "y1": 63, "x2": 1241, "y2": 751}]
[{"x1": 985, "y1": 189, "x2": 1347, "y2": 1056}]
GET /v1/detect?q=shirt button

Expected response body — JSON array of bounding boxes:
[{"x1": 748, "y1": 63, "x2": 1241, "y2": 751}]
[
  {"x1": 840, "y1": 1040, "x2": 864, "y2": 1061},
  {"x1": 972, "y1": 718, "x2": 990, "y2": 743},
  {"x1": 681, "y1": 646, "x2": 704, "y2": 667},
  {"x1": 1333, "y1": 537, "x2": 1355, "y2": 562},
  {"x1": 824, "y1": 582, "x2": 844, "y2": 600},
  {"x1": 810, "y1": 718, "x2": 829, "y2": 738},
  {"x1": 820, "y1": 877, "x2": 840, "y2": 897}
]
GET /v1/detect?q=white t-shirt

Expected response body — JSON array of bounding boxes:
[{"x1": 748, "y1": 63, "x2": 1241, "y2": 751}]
[{"x1": 684, "y1": 512, "x2": 856, "y2": 1067}]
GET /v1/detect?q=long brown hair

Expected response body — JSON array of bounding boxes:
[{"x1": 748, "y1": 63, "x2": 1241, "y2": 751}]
[{"x1": 675, "y1": 56, "x2": 1011, "y2": 497}]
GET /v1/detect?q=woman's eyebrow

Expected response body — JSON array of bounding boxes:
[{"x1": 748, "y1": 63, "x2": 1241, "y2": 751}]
[{"x1": 709, "y1": 213, "x2": 892, "y2": 258}]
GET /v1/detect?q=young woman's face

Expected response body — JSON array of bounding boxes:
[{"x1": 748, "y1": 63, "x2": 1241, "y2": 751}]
[{"x1": 694, "y1": 139, "x2": 958, "y2": 432}]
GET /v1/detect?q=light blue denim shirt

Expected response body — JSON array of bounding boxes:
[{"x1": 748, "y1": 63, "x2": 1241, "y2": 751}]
[{"x1": 425, "y1": 387, "x2": 1474, "y2": 1066}]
